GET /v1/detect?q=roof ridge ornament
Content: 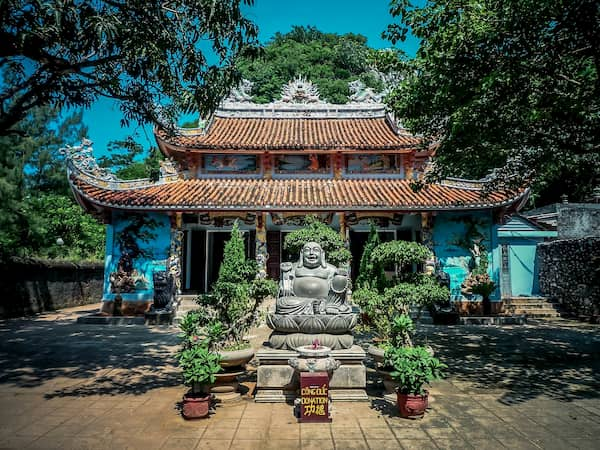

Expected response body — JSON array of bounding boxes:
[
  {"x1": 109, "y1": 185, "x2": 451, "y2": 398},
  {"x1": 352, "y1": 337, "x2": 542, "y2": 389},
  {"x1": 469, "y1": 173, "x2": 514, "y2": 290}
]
[
  {"x1": 348, "y1": 80, "x2": 384, "y2": 104},
  {"x1": 225, "y1": 79, "x2": 254, "y2": 103},
  {"x1": 61, "y1": 139, "x2": 117, "y2": 182},
  {"x1": 63, "y1": 139, "x2": 180, "y2": 190},
  {"x1": 278, "y1": 76, "x2": 324, "y2": 104}
]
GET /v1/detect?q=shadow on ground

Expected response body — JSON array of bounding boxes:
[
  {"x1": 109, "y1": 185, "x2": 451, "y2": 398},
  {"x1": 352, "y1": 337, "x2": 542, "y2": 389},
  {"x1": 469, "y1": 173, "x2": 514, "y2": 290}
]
[
  {"x1": 0, "y1": 315, "x2": 180, "y2": 398},
  {"x1": 359, "y1": 321, "x2": 600, "y2": 406}
]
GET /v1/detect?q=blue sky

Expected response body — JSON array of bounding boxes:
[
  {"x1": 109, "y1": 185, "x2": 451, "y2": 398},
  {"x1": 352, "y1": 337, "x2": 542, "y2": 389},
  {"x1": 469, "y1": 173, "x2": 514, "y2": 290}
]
[{"x1": 84, "y1": 0, "x2": 420, "y2": 157}]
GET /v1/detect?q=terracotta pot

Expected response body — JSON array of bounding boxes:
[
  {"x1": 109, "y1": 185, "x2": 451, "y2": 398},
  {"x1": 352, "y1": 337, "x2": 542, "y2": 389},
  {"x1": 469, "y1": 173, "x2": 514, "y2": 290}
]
[
  {"x1": 182, "y1": 394, "x2": 211, "y2": 419},
  {"x1": 397, "y1": 391, "x2": 428, "y2": 419}
]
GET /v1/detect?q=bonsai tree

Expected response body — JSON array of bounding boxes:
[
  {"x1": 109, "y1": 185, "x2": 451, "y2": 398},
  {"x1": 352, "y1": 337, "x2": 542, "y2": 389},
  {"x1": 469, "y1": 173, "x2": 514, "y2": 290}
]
[
  {"x1": 195, "y1": 220, "x2": 278, "y2": 350},
  {"x1": 283, "y1": 215, "x2": 351, "y2": 267},
  {"x1": 359, "y1": 240, "x2": 449, "y2": 342}
]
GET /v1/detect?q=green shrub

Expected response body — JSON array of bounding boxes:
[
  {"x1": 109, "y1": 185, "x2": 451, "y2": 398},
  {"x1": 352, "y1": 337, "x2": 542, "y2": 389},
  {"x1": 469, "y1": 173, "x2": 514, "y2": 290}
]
[
  {"x1": 371, "y1": 240, "x2": 431, "y2": 271},
  {"x1": 249, "y1": 278, "x2": 278, "y2": 301},
  {"x1": 283, "y1": 215, "x2": 351, "y2": 267},
  {"x1": 384, "y1": 346, "x2": 446, "y2": 395},
  {"x1": 178, "y1": 343, "x2": 222, "y2": 394},
  {"x1": 355, "y1": 222, "x2": 387, "y2": 292}
]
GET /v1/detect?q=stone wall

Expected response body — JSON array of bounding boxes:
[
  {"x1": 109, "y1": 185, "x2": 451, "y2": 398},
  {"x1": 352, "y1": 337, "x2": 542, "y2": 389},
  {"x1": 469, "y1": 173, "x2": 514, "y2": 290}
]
[
  {"x1": 538, "y1": 237, "x2": 600, "y2": 321},
  {"x1": 0, "y1": 258, "x2": 103, "y2": 318},
  {"x1": 558, "y1": 204, "x2": 600, "y2": 239}
]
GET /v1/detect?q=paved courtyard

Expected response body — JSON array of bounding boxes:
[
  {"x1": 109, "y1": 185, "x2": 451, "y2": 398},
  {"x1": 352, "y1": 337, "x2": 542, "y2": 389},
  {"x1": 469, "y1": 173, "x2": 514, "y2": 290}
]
[{"x1": 0, "y1": 305, "x2": 599, "y2": 449}]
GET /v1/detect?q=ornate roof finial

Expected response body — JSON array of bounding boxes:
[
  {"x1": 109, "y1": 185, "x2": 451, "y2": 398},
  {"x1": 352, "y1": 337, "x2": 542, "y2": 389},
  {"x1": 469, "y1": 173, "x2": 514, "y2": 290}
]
[
  {"x1": 61, "y1": 139, "x2": 117, "y2": 182},
  {"x1": 225, "y1": 79, "x2": 254, "y2": 103},
  {"x1": 278, "y1": 76, "x2": 323, "y2": 103},
  {"x1": 348, "y1": 79, "x2": 384, "y2": 104}
]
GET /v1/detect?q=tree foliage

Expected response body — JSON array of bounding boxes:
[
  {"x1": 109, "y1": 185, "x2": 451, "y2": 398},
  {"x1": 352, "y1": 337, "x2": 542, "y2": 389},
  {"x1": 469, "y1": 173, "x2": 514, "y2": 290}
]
[
  {"x1": 237, "y1": 26, "x2": 384, "y2": 103},
  {"x1": 283, "y1": 215, "x2": 351, "y2": 267},
  {"x1": 384, "y1": 0, "x2": 600, "y2": 204},
  {"x1": 355, "y1": 222, "x2": 387, "y2": 292},
  {"x1": 99, "y1": 139, "x2": 163, "y2": 181},
  {"x1": 0, "y1": 105, "x2": 103, "y2": 260},
  {"x1": 0, "y1": 0, "x2": 260, "y2": 135}
]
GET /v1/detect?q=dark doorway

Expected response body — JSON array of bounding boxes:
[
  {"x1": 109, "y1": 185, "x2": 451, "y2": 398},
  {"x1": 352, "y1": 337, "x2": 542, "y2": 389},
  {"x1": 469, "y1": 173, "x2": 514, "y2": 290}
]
[
  {"x1": 206, "y1": 230, "x2": 256, "y2": 292},
  {"x1": 185, "y1": 229, "x2": 206, "y2": 293},
  {"x1": 349, "y1": 230, "x2": 396, "y2": 281},
  {"x1": 266, "y1": 231, "x2": 281, "y2": 280}
]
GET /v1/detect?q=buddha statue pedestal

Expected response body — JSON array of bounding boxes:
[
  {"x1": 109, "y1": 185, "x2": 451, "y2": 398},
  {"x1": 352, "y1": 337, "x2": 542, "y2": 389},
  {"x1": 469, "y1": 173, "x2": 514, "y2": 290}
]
[
  {"x1": 255, "y1": 242, "x2": 367, "y2": 402},
  {"x1": 255, "y1": 346, "x2": 368, "y2": 403}
]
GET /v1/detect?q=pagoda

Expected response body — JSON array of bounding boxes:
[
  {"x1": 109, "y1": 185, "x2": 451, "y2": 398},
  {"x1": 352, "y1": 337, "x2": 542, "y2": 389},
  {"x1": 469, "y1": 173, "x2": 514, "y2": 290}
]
[{"x1": 66, "y1": 78, "x2": 528, "y2": 315}]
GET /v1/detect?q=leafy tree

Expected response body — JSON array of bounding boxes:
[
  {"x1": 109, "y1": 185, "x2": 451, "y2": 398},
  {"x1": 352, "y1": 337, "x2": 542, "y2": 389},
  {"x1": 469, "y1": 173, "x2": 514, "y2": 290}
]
[
  {"x1": 237, "y1": 26, "x2": 383, "y2": 103},
  {"x1": 99, "y1": 138, "x2": 163, "y2": 181},
  {"x1": 0, "y1": 0, "x2": 260, "y2": 135},
  {"x1": 355, "y1": 222, "x2": 387, "y2": 293},
  {"x1": 283, "y1": 215, "x2": 351, "y2": 267},
  {"x1": 0, "y1": 105, "x2": 96, "y2": 260},
  {"x1": 384, "y1": 0, "x2": 600, "y2": 204},
  {"x1": 27, "y1": 193, "x2": 105, "y2": 260},
  {"x1": 217, "y1": 221, "x2": 255, "y2": 284}
]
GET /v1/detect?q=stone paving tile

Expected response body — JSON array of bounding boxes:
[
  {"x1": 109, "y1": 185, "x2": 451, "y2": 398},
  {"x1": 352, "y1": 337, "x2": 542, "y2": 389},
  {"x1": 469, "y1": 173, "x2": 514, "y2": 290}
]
[
  {"x1": 262, "y1": 439, "x2": 302, "y2": 449},
  {"x1": 331, "y1": 427, "x2": 364, "y2": 440},
  {"x1": 467, "y1": 438, "x2": 505, "y2": 449},
  {"x1": 300, "y1": 438, "x2": 335, "y2": 450},
  {"x1": 202, "y1": 426, "x2": 237, "y2": 440},
  {"x1": 159, "y1": 436, "x2": 199, "y2": 450},
  {"x1": 230, "y1": 439, "x2": 265, "y2": 450},
  {"x1": 366, "y1": 438, "x2": 402, "y2": 449},
  {"x1": 192, "y1": 438, "x2": 232, "y2": 449},
  {"x1": 397, "y1": 438, "x2": 438, "y2": 449},
  {"x1": 495, "y1": 437, "x2": 541, "y2": 450},
  {"x1": 332, "y1": 439, "x2": 370, "y2": 449}
]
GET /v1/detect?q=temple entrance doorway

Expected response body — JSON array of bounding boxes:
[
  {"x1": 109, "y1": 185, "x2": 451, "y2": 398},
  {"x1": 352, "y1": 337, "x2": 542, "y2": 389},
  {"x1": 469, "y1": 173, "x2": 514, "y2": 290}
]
[
  {"x1": 184, "y1": 228, "x2": 255, "y2": 293},
  {"x1": 349, "y1": 230, "x2": 396, "y2": 282}
]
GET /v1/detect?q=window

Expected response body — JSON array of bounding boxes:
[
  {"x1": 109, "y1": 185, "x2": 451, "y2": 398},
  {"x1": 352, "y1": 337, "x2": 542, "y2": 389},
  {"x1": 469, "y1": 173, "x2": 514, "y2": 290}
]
[
  {"x1": 275, "y1": 154, "x2": 330, "y2": 174},
  {"x1": 204, "y1": 154, "x2": 258, "y2": 173},
  {"x1": 346, "y1": 154, "x2": 401, "y2": 174}
]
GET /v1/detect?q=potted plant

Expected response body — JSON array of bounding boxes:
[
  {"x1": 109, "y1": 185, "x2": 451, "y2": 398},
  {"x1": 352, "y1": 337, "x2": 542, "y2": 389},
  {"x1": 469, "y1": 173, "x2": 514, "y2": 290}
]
[
  {"x1": 355, "y1": 240, "x2": 449, "y2": 359},
  {"x1": 178, "y1": 342, "x2": 221, "y2": 419},
  {"x1": 384, "y1": 345, "x2": 446, "y2": 419},
  {"x1": 462, "y1": 273, "x2": 496, "y2": 315}
]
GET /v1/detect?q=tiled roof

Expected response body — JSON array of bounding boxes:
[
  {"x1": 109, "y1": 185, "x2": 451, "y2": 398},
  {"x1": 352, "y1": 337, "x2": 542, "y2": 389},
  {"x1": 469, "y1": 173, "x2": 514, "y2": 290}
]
[
  {"x1": 155, "y1": 117, "x2": 420, "y2": 151},
  {"x1": 70, "y1": 176, "x2": 526, "y2": 212}
]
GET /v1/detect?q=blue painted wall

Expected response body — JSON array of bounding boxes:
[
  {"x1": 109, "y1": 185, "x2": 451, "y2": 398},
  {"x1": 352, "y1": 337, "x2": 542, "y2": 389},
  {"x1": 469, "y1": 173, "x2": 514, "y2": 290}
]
[
  {"x1": 433, "y1": 211, "x2": 498, "y2": 300},
  {"x1": 496, "y1": 215, "x2": 555, "y2": 297},
  {"x1": 103, "y1": 212, "x2": 171, "y2": 302}
]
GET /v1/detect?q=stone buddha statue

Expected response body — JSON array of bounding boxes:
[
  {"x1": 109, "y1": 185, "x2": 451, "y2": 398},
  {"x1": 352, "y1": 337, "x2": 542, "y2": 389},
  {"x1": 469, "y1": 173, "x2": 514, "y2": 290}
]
[{"x1": 276, "y1": 242, "x2": 351, "y2": 315}]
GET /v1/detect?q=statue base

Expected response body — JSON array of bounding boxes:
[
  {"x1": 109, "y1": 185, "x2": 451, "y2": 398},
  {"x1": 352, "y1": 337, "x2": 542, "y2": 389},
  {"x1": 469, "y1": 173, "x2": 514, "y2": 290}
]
[
  {"x1": 254, "y1": 345, "x2": 368, "y2": 403},
  {"x1": 268, "y1": 332, "x2": 354, "y2": 350}
]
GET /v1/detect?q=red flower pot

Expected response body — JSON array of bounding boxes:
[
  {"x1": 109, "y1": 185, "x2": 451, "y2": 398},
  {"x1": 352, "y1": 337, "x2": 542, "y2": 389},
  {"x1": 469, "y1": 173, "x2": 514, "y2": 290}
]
[
  {"x1": 397, "y1": 392, "x2": 428, "y2": 419},
  {"x1": 182, "y1": 394, "x2": 211, "y2": 419}
]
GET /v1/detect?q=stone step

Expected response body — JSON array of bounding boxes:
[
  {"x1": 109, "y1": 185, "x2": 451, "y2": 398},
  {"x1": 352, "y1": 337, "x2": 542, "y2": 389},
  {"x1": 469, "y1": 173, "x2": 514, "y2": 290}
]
[
  {"x1": 505, "y1": 297, "x2": 556, "y2": 305},
  {"x1": 505, "y1": 304, "x2": 561, "y2": 311},
  {"x1": 516, "y1": 311, "x2": 562, "y2": 318},
  {"x1": 505, "y1": 303, "x2": 559, "y2": 309}
]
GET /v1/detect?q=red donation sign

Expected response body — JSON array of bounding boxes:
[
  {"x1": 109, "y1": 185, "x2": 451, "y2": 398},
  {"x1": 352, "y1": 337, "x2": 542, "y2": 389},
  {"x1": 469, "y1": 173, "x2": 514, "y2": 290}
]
[{"x1": 300, "y1": 372, "x2": 331, "y2": 423}]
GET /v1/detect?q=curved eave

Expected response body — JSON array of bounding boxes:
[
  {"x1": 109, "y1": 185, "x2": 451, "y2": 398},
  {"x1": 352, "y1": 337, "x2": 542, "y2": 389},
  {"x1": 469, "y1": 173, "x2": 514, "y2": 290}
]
[{"x1": 68, "y1": 175, "x2": 529, "y2": 215}]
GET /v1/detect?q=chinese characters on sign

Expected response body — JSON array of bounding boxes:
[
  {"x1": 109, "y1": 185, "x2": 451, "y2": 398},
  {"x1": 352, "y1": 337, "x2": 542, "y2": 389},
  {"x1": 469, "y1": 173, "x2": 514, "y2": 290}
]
[{"x1": 300, "y1": 372, "x2": 331, "y2": 423}]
